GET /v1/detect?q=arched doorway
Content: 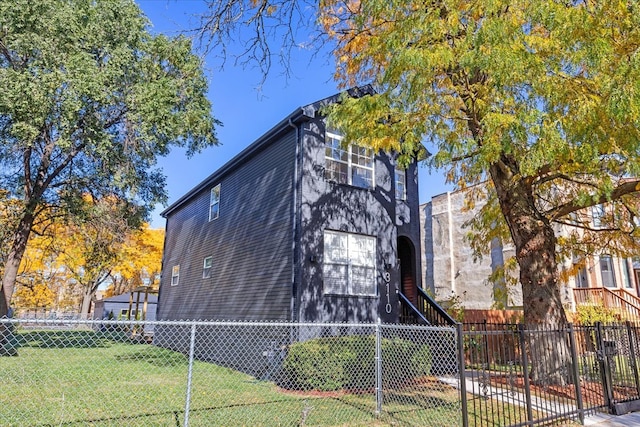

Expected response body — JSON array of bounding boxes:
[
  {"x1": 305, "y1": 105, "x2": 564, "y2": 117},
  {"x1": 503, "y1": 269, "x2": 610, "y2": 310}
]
[{"x1": 398, "y1": 237, "x2": 417, "y2": 306}]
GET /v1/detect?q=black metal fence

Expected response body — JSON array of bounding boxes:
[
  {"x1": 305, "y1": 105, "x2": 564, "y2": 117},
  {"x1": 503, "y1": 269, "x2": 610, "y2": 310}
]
[{"x1": 461, "y1": 321, "x2": 640, "y2": 426}]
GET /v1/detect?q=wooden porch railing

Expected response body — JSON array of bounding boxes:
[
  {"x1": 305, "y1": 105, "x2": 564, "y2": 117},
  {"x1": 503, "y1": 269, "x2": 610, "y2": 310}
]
[
  {"x1": 573, "y1": 287, "x2": 640, "y2": 320},
  {"x1": 398, "y1": 287, "x2": 457, "y2": 326}
]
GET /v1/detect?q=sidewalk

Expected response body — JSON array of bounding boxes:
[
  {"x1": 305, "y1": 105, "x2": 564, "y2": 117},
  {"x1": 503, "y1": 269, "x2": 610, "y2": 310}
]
[{"x1": 585, "y1": 411, "x2": 640, "y2": 426}]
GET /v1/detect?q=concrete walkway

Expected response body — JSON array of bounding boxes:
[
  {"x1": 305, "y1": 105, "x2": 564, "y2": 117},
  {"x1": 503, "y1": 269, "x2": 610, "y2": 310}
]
[{"x1": 585, "y1": 412, "x2": 640, "y2": 426}]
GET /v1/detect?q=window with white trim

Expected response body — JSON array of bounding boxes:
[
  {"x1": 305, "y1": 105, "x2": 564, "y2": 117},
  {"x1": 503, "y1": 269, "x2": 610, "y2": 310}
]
[
  {"x1": 209, "y1": 184, "x2": 220, "y2": 221},
  {"x1": 323, "y1": 230, "x2": 376, "y2": 296},
  {"x1": 203, "y1": 256, "x2": 212, "y2": 279},
  {"x1": 395, "y1": 168, "x2": 406, "y2": 200},
  {"x1": 592, "y1": 204, "x2": 605, "y2": 228},
  {"x1": 324, "y1": 132, "x2": 374, "y2": 189},
  {"x1": 171, "y1": 265, "x2": 180, "y2": 286},
  {"x1": 600, "y1": 255, "x2": 616, "y2": 288}
]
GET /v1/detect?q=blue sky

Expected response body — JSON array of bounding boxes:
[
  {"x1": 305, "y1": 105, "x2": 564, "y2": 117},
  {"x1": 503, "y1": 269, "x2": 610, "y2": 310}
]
[{"x1": 138, "y1": 1, "x2": 453, "y2": 228}]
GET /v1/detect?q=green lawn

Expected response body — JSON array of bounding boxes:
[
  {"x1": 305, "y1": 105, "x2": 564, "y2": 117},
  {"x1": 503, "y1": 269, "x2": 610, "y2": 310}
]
[{"x1": 0, "y1": 328, "x2": 465, "y2": 426}]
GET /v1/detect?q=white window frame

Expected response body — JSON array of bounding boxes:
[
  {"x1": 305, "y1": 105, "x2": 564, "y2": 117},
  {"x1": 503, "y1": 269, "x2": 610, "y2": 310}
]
[
  {"x1": 209, "y1": 184, "x2": 220, "y2": 221},
  {"x1": 395, "y1": 167, "x2": 407, "y2": 200},
  {"x1": 600, "y1": 255, "x2": 616, "y2": 288},
  {"x1": 592, "y1": 204, "x2": 605, "y2": 228},
  {"x1": 171, "y1": 265, "x2": 180, "y2": 286},
  {"x1": 323, "y1": 230, "x2": 376, "y2": 296},
  {"x1": 203, "y1": 256, "x2": 212, "y2": 279},
  {"x1": 324, "y1": 131, "x2": 375, "y2": 189}
]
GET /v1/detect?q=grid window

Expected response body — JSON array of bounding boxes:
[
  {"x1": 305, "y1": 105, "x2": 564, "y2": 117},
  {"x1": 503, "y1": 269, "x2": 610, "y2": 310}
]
[
  {"x1": 395, "y1": 168, "x2": 406, "y2": 200},
  {"x1": 203, "y1": 256, "x2": 213, "y2": 279},
  {"x1": 323, "y1": 230, "x2": 376, "y2": 296},
  {"x1": 209, "y1": 184, "x2": 220, "y2": 221},
  {"x1": 325, "y1": 132, "x2": 374, "y2": 189},
  {"x1": 171, "y1": 265, "x2": 180, "y2": 286}
]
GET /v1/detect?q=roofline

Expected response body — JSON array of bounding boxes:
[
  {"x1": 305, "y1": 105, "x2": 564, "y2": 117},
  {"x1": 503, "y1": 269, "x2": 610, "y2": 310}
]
[{"x1": 161, "y1": 107, "x2": 311, "y2": 218}]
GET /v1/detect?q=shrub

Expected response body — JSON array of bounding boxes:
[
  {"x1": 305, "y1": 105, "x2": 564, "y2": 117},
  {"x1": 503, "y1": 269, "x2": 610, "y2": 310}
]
[{"x1": 278, "y1": 335, "x2": 431, "y2": 391}]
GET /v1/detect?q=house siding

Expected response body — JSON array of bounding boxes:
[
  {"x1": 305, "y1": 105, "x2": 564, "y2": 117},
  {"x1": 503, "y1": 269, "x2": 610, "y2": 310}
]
[
  {"x1": 158, "y1": 130, "x2": 297, "y2": 321},
  {"x1": 295, "y1": 117, "x2": 422, "y2": 323}
]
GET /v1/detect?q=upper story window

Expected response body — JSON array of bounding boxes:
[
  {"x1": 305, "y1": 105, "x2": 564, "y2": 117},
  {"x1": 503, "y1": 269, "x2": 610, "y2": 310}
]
[
  {"x1": 203, "y1": 256, "x2": 213, "y2": 279},
  {"x1": 325, "y1": 131, "x2": 374, "y2": 189},
  {"x1": 209, "y1": 184, "x2": 220, "y2": 221},
  {"x1": 395, "y1": 168, "x2": 406, "y2": 200},
  {"x1": 323, "y1": 230, "x2": 376, "y2": 296},
  {"x1": 592, "y1": 204, "x2": 605, "y2": 228},
  {"x1": 171, "y1": 265, "x2": 180, "y2": 286},
  {"x1": 600, "y1": 255, "x2": 616, "y2": 288}
]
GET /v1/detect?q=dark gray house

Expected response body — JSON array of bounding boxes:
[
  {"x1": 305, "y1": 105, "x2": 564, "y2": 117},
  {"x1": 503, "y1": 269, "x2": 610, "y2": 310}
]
[{"x1": 157, "y1": 88, "x2": 439, "y2": 325}]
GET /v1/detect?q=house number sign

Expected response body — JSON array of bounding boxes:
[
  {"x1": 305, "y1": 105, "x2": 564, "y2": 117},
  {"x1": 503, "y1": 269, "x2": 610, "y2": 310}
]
[{"x1": 383, "y1": 271, "x2": 392, "y2": 314}]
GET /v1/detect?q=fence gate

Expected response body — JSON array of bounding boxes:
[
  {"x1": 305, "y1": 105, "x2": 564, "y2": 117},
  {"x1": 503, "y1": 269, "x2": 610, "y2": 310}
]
[{"x1": 594, "y1": 322, "x2": 640, "y2": 415}]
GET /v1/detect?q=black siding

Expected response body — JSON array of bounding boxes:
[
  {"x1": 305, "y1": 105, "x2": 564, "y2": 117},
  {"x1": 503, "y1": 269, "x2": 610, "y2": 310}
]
[
  {"x1": 158, "y1": 130, "x2": 297, "y2": 321},
  {"x1": 295, "y1": 117, "x2": 422, "y2": 323}
]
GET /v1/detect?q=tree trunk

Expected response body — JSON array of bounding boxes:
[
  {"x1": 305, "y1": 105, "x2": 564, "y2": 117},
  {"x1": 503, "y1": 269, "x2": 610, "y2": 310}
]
[
  {"x1": 80, "y1": 290, "x2": 93, "y2": 320},
  {"x1": 0, "y1": 210, "x2": 35, "y2": 356},
  {"x1": 489, "y1": 158, "x2": 570, "y2": 385}
]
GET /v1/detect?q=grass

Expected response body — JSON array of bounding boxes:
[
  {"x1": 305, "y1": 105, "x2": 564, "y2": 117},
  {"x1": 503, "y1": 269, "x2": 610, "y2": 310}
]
[{"x1": 0, "y1": 328, "x2": 541, "y2": 426}]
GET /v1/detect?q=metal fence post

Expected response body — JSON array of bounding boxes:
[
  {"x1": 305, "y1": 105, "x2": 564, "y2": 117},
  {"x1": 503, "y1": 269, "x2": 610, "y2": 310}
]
[
  {"x1": 457, "y1": 322, "x2": 469, "y2": 427},
  {"x1": 595, "y1": 322, "x2": 614, "y2": 413},
  {"x1": 183, "y1": 323, "x2": 197, "y2": 427},
  {"x1": 375, "y1": 318, "x2": 383, "y2": 416},
  {"x1": 518, "y1": 324, "x2": 534, "y2": 424},
  {"x1": 568, "y1": 323, "x2": 585, "y2": 424}
]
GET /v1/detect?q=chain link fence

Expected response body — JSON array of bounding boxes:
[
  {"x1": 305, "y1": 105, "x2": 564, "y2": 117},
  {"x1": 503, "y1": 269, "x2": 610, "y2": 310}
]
[{"x1": 0, "y1": 318, "x2": 461, "y2": 427}]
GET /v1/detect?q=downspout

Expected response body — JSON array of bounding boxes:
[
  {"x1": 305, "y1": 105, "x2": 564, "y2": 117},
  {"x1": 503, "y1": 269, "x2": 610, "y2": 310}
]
[
  {"x1": 288, "y1": 118, "x2": 301, "y2": 321},
  {"x1": 447, "y1": 191, "x2": 456, "y2": 295}
]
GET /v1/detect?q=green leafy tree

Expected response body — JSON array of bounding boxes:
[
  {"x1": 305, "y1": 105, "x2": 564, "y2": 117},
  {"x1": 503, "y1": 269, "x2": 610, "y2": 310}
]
[
  {"x1": 319, "y1": 0, "x2": 640, "y2": 384},
  {"x1": 319, "y1": 0, "x2": 640, "y2": 329},
  {"x1": 0, "y1": 0, "x2": 219, "y2": 318}
]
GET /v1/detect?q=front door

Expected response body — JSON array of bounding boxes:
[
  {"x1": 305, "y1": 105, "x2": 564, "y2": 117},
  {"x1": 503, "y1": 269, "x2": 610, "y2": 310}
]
[{"x1": 398, "y1": 237, "x2": 417, "y2": 306}]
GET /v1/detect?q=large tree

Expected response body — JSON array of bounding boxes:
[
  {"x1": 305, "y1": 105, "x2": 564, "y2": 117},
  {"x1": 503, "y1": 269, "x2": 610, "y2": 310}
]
[
  {"x1": 0, "y1": 0, "x2": 219, "y2": 318},
  {"x1": 319, "y1": 0, "x2": 640, "y2": 330}
]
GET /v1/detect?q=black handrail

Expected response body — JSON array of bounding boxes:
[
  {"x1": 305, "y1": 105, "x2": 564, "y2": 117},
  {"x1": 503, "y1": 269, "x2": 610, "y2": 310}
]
[
  {"x1": 416, "y1": 287, "x2": 457, "y2": 326},
  {"x1": 398, "y1": 292, "x2": 430, "y2": 325}
]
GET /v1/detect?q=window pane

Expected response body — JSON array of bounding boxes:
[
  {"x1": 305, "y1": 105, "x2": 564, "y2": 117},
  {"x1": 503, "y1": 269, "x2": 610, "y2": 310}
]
[
  {"x1": 352, "y1": 166, "x2": 373, "y2": 188},
  {"x1": 600, "y1": 255, "x2": 616, "y2": 287},
  {"x1": 209, "y1": 185, "x2": 220, "y2": 221},
  {"x1": 325, "y1": 135, "x2": 348, "y2": 162},
  {"x1": 350, "y1": 266, "x2": 376, "y2": 295},
  {"x1": 349, "y1": 234, "x2": 375, "y2": 267},
  {"x1": 324, "y1": 231, "x2": 348, "y2": 263},
  {"x1": 171, "y1": 265, "x2": 179, "y2": 286},
  {"x1": 395, "y1": 169, "x2": 406, "y2": 200},
  {"x1": 351, "y1": 145, "x2": 373, "y2": 168},
  {"x1": 323, "y1": 264, "x2": 348, "y2": 294},
  {"x1": 325, "y1": 159, "x2": 349, "y2": 184},
  {"x1": 203, "y1": 257, "x2": 212, "y2": 279}
]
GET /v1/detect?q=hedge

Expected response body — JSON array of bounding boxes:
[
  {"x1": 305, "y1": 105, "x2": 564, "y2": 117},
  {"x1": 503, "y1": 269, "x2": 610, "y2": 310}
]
[{"x1": 278, "y1": 334, "x2": 431, "y2": 391}]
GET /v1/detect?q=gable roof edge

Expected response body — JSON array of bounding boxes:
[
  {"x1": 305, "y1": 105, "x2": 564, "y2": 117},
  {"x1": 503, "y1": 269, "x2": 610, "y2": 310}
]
[{"x1": 160, "y1": 107, "x2": 310, "y2": 218}]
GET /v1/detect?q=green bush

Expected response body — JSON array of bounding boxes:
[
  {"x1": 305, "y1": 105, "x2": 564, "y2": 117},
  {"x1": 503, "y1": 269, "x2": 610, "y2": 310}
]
[
  {"x1": 278, "y1": 335, "x2": 431, "y2": 391},
  {"x1": 574, "y1": 304, "x2": 619, "y2": 325}
]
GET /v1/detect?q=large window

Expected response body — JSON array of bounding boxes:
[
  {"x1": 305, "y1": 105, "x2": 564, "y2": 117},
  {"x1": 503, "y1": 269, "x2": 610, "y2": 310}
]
[
  {"x1": 395, "y1": 168, "x2": 406, "y2": 200},
  {"x1": 600, "y1": 255, "x2": 616, "y2": 288},
  {"x1": 171, "y1": 265, "x2": 180, "y2": 286},
  {"x1": 323, "y1": 230, "x2": 376, "y2": 296},
  {"x1": 203, "y1": 256, "x2": 213, "y2": 279},
  {"x1": 325, "y1": 132, "x2": 374, "y2": 189},
  {"x1": 209, "y1": 184, "x2": 220, "y2": 221}
]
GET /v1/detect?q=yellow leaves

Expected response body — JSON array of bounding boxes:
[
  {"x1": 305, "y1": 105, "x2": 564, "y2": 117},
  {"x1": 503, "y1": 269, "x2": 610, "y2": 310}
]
[{"x1": 13, "y1": 283, "x2": 55, "y2": 310}]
